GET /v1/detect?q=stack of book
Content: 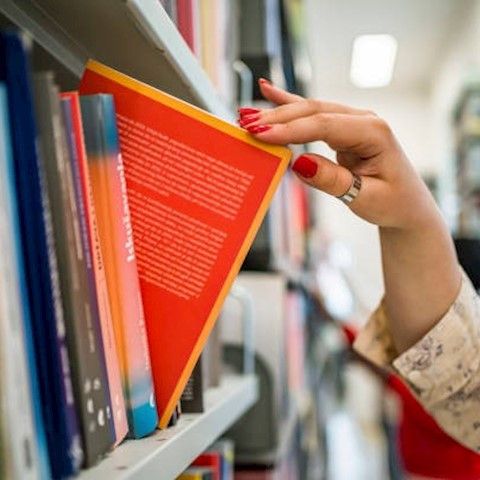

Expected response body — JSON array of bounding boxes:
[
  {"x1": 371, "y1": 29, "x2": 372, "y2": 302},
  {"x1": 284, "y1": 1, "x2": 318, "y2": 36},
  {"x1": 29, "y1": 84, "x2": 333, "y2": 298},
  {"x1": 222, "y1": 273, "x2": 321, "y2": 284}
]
[{"x1": 0, "y1": 28, "x2": 290, "y2": 479}]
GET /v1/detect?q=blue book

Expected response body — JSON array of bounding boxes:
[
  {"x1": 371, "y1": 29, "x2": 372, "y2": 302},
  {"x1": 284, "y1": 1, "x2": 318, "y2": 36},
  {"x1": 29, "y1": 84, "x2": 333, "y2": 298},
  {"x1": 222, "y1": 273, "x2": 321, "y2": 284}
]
[
  {"x1": 0, "y1": 82, "x2": 51, "y2": 480},
  {"x1": 0, "y1": 31, "x2": 82, "y2": 478}
]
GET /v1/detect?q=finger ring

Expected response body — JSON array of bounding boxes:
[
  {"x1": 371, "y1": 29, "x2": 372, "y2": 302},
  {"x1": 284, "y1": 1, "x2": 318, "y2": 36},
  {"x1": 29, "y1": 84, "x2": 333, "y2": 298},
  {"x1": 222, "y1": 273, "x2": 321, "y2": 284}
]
[{"x1": 337, "y1": 173, "x2": 362, "y2": 205}]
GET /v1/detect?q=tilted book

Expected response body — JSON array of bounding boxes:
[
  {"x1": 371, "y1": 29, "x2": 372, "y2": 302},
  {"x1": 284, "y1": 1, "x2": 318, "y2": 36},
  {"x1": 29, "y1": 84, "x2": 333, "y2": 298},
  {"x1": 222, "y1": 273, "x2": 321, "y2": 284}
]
[
  {"x1": 80, "y1": 94, "x2": 158, "y2": 438},
  {"x1": 79, "y1": 60, "x2": 291, "y2": 427}
]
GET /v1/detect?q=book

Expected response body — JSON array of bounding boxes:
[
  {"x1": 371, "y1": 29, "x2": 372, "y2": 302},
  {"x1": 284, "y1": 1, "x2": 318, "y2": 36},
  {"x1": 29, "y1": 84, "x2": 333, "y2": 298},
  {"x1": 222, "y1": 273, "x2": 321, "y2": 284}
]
[
  {"x1": 176, "y1": 0, "x2": 197, "y2": 55},
  {"x1": 180, "y1": 356, "x2": 204, "y2": 413},
  {"x1": 0, "y1": 81, "x2": 44, "y2": 480},
  {"x1": 1, "y1": 31, "x2": 81, "y2": 479},
  {"x1": 65, "y1": 90, "x2": 131, "y2": 446},
  {"x1": 178, "y1": 467, "x2": 214, "y2": 480},
  {"x1": 193, "y1": 451, "x2": 222, "y2": 480},
  {"x1": 32, "y1": 72, "x2": 85, "y2": 475},
  {"x1": 79, "y1": 59, "x2": 291, "y2": 427},
  {"x1": 208, "y1": 440, "x2": 234, "y2": 480},
  {"x1": 80, "y1": 93, "x2": 158, "y2": 438},
  {"x1": 60, "y1": 91, "x2": 119, "y2": 464}
]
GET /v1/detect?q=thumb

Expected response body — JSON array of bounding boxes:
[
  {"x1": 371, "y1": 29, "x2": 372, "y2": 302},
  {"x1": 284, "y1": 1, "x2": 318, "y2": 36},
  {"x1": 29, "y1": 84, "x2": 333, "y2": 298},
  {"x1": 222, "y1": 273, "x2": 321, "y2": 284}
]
[{"x1": 291, "y1": 154, "x2": 354, "y2": 198}]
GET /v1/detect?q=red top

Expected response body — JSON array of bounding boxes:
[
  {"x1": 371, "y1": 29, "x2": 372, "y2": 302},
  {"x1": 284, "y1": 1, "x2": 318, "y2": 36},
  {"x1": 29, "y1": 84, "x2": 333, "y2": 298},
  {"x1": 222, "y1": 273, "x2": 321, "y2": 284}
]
[
  {"x1": 387, "y1": 374, "x2": 480, "y2": 479},
  {"x1": 340, "y1": 323, "x2": 480, "y2": 479}
]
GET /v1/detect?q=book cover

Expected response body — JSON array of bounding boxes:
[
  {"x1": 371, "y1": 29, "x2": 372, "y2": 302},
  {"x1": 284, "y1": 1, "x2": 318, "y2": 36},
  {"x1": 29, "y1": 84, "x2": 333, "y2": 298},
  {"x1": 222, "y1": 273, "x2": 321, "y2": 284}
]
[
  {"x1": 80, "y1": 94, "x2": 158, "y2": 438},
  {"x1": 60, "y1": 91, "x2": 118, "y2": 464},
  {"x1": 0, "y1": 31, "x2": 82, "y2": 479},
  {"x1": 79, "y1": 60, "x2": 291, "y2": 428},
  {"x1": 0, "y1": 81, "x2": 45, "y2": 480}
]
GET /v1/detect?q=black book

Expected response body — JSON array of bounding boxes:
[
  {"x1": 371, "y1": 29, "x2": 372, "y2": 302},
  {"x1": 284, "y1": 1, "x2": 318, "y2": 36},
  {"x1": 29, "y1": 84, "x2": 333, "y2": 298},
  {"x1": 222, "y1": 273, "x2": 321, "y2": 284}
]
[{"x1": 34, "y1": 73, "x2": 115, "y2": 466}]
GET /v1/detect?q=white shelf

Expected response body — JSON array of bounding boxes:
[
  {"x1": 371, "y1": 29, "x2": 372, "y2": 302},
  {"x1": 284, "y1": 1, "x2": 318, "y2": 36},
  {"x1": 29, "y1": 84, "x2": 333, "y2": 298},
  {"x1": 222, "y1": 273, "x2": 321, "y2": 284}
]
[
  {"x1": 0, "y1": 0, "x2": 233, "y2": 120},
  {"x1": 80, "y1": 374, "x2": 258, "y2": 480}
]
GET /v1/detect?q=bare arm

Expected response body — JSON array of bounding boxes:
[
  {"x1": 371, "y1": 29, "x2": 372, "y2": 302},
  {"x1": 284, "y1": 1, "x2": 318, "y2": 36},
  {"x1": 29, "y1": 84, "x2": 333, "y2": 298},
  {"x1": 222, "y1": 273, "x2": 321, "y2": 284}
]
[{"x1": 239, "y1": 81, "x2": 461, "y2": 353}]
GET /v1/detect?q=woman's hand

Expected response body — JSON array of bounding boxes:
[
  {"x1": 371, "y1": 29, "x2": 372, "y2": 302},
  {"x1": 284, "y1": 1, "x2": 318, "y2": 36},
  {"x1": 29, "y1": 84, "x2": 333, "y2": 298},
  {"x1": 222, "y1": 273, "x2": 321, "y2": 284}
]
[
  {"x1": 239, "y1": 79, "x2": 461, "y2": 354},
  {"x1": 238, "y1": 79, "x2": 438, "y2": 231}
]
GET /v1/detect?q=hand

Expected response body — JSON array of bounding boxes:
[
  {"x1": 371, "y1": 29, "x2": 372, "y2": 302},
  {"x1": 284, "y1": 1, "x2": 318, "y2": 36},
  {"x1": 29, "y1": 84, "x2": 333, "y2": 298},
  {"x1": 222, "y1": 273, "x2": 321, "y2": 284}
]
[{"x1": 238, "y1": 80, "x2": 439, "y2": 231}]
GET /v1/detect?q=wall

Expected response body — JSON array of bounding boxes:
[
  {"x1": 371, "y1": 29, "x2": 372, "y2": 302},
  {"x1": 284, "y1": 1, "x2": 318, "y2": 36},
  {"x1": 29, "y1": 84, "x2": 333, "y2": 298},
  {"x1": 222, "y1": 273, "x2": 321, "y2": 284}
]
[
  {"x1": 301, "y1": 0, "x2": 480, "y2": 315},
  {"x1": 430, "y1": 0, "x2": 480, "y2": 229}
]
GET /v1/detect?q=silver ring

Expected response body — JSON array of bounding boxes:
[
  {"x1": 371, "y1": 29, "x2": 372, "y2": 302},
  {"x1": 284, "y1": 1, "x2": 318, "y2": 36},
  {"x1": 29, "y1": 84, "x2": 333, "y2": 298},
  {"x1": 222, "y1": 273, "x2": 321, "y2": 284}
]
[{"x1": 337, "y1": 173, "x2": 362, "y2": 205}]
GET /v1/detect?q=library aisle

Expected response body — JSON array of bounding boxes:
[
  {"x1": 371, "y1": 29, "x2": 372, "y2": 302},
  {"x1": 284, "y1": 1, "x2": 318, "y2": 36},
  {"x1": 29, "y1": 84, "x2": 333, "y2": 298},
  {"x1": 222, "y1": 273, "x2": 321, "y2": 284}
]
[{"x1": 1, "y1": 1, "x2": 480, "y2": 480}]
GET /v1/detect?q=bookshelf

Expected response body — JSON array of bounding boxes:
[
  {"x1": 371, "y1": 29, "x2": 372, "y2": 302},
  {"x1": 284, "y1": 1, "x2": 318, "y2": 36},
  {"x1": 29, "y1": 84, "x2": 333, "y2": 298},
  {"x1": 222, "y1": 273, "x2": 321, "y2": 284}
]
[
  {"x1": 0, "y1": 0, "x2": 233, "y2": 119},
  {"x1": 0, "y1": 1, "x2": 259, "y2": 479},
  {"x1": 80, "y1": 374, "x2": 258, "y2": 480}
]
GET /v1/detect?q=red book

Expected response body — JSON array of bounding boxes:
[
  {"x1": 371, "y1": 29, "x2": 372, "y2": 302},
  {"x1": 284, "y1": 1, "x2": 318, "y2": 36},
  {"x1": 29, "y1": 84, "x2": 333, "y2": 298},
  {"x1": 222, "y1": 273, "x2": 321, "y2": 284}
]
[
  {"x1": 177, "y1": 0, "x2": 196, "y2": 54},
  {"x1": 79, "y1": 60, "x2": 291, "y2": 427}
]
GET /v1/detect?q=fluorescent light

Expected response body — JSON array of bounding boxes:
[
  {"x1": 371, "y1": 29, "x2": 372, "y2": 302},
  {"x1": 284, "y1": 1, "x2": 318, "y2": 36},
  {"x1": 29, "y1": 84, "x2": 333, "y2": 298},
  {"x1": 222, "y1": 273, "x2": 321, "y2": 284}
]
[{"x1": 350, "y1": 34, "x2": 398, "y2": 88}]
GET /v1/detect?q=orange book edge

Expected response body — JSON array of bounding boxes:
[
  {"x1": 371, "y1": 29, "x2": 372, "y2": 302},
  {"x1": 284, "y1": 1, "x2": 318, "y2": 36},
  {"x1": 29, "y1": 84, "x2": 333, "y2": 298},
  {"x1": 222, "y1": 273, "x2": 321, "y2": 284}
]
[{"x1": 85, "y1": 60, "x2": 292, "y2": 427}]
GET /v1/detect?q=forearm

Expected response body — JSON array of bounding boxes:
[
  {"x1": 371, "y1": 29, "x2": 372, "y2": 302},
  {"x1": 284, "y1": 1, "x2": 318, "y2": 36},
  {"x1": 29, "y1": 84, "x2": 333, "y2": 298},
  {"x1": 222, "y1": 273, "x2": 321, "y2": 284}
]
[{"x1": 380, "y1": 209, "x2": 461, "y2": 353}]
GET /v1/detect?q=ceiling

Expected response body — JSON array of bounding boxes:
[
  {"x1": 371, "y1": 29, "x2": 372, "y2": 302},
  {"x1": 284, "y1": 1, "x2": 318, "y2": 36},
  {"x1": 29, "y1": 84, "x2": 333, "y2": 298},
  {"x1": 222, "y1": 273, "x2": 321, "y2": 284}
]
[{"x1": 302, "y1": 0, "x2": 472, "y2": 94}]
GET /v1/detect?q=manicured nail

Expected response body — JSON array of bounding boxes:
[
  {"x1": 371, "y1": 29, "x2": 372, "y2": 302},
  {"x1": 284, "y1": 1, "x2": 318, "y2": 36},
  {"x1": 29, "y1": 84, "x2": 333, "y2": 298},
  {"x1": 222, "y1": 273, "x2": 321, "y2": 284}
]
[
  {"x1": 247, "y1": 125, "x2": 272, "y2": 134},
  {"x1": 239, "y1": 114, "x2": 260, "y2": 127},
  {"x1": 238, "y1": 107, "x2": 260, "y2": 116},
  {"x1": 292, "y1": 155, "x2": 317, "y2": 178},
  {"x1": 259, "y1": 78, "x2": 271, "y2": 85}
]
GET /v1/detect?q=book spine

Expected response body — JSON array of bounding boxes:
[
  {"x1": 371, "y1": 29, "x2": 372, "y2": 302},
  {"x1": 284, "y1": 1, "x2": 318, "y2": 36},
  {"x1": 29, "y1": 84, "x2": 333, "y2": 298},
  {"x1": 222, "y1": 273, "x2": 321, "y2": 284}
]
[
  {"x1": 73, "y1": 93, "x2": 129, "y2": 446},
  {"x1": 1, "y1": 31, "x2": 81, "y2": 479},
  {"x1": 60, "y1": 92, "x2": 119, "y2": 464},
  {"x1": 32, "y1": 72, "x2": 84, "y2": 476},
  {"x1": 180, "y1": 356, "x2": 204, "y2": 413},
  {"x1": 0, "y1": 82, "x2": 43, "y2": 480},
  {"x1": 81, "y1": 94, "x2": 158, "y2": 438}
]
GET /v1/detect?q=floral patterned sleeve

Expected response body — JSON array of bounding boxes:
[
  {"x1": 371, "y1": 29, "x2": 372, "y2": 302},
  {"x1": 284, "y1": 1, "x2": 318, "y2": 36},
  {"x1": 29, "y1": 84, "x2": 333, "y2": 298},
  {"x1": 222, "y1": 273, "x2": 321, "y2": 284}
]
[{"x1": 353, "y1": 269, "x2": 480, "y2": 452}]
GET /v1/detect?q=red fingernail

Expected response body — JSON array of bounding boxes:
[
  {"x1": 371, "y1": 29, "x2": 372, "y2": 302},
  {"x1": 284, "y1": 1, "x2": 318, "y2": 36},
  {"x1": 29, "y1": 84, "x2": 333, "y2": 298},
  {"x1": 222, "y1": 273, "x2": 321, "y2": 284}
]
[
  {"x1": 247, "y1": 125, "x2": 272, "y2": 134},
  {"x1": 259, "y1": 78, "x2": 271, "y2": 85},
  {"x1": 239, "y1": 114, "x2": 260, "y2": 127},
  {"x1": 238, "y1": 107, "x2": 260, "y2": 116},
  {"x1": 292, "y1": 155, "x2": 317, "y2": 178}
]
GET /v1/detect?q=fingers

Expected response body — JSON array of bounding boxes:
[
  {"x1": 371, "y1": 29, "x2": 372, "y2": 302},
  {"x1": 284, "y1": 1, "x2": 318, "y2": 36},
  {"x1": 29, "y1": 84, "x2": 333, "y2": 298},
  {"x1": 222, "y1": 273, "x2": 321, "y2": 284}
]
[
  {"x1": 258, "y1": 78, "x2": 304, "y2": 105},
  {"x1": 252, "y1": 113, "x2": 390, "y2": 157},
  {"x1": 258, "y1": 80, "x2": 372, "y2": 115},
  {"x1": 292, "y1": 154, "x2": 388, "y2": 223},
  {"x1": 291, "y1": 153, "x2": 354, "y2": 197},
  {"x1": 240, "y1": 98, "x2": 372, "y2": 130}
]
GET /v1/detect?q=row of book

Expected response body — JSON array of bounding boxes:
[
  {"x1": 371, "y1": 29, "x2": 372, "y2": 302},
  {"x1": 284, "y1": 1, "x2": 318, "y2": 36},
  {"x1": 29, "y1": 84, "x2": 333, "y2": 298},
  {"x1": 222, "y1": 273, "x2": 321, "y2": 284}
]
[
  {"x1": 0, "y1": 29, "x2": 162, "y2": 480},
  {"x1": 1, "y1": 25, "x2": 290, "y2": 479},
  {"x1": 161, "y1": 0, "x2": 238, "y2": 106}
]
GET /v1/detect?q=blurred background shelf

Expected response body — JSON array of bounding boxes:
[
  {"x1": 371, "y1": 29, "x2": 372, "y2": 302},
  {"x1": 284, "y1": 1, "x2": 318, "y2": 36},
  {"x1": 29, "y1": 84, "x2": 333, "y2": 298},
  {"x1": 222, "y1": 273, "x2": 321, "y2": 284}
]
[
  {"x1": 79, "y1": 374, "x2": 258, "y2": 480},
  {"x1": 0, "y1": 0, "x2": 232, "y2": 118}
]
